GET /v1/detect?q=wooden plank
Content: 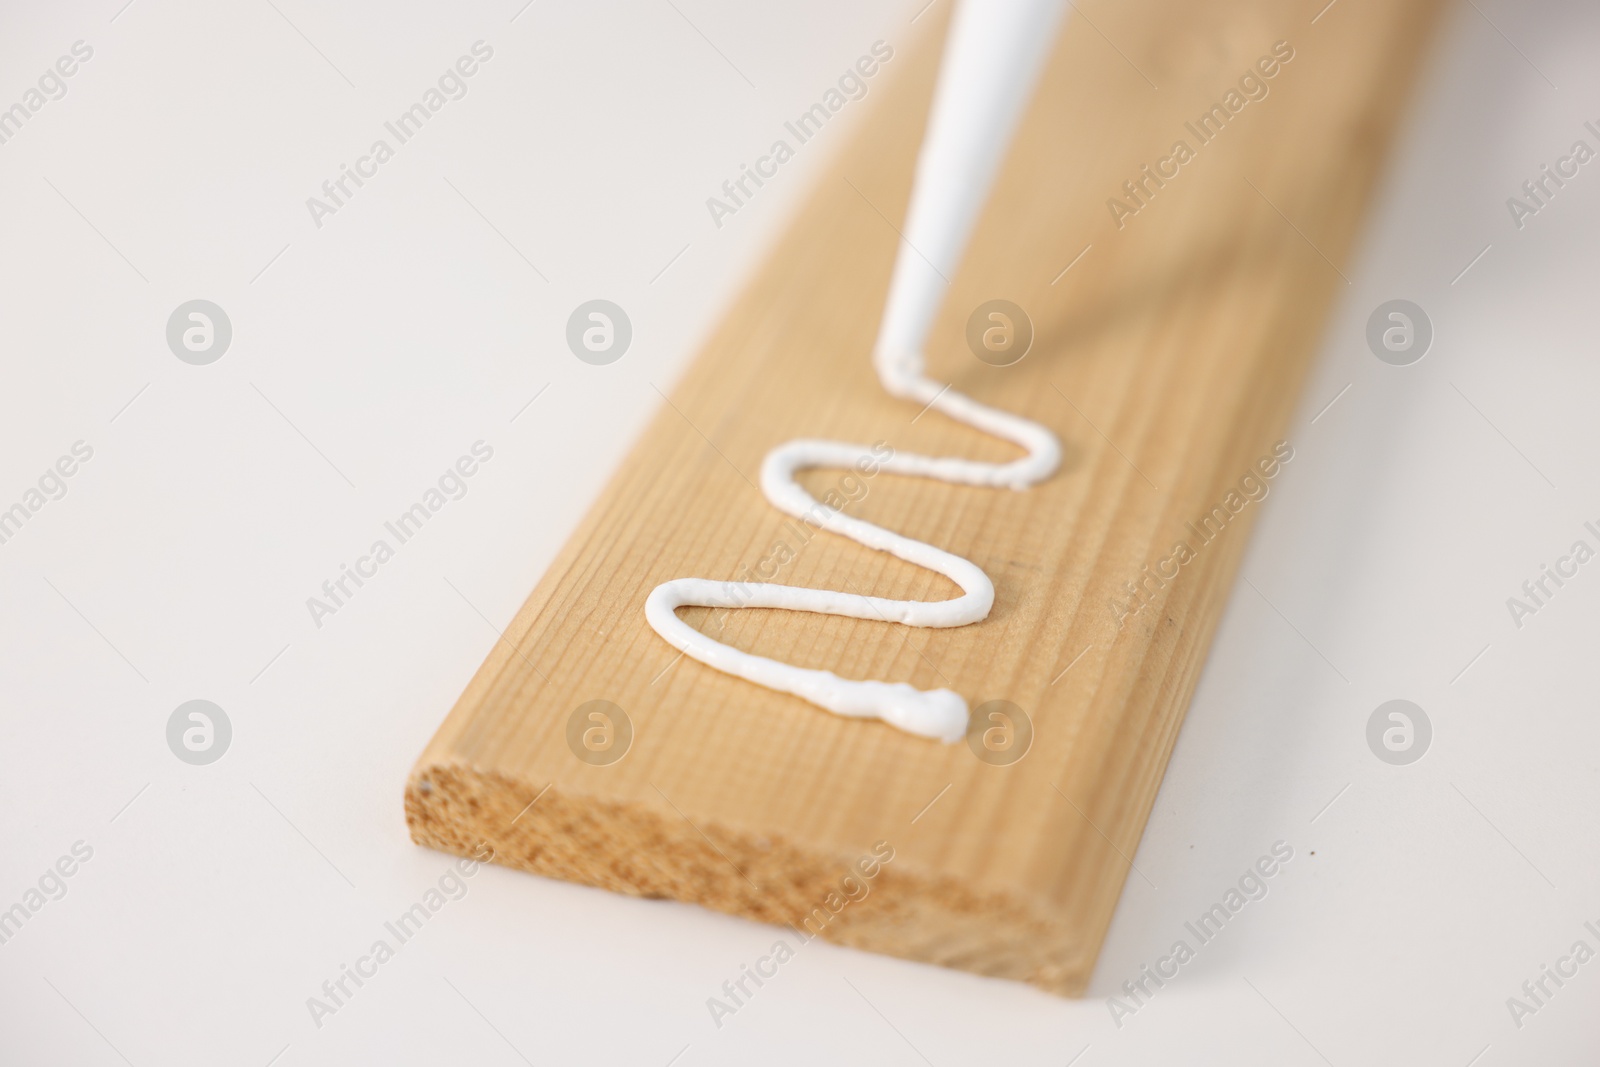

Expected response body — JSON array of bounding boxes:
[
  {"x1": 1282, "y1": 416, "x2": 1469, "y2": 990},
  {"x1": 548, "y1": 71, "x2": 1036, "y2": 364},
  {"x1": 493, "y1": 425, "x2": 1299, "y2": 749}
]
[{"x1": 406, "y1": 0, "x2": 1443, "y2": 995}]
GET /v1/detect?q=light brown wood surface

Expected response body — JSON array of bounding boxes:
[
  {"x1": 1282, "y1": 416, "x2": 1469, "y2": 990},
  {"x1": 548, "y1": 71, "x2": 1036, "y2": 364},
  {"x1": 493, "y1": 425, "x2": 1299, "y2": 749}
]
[{"x1": 407, "y1": 0, "x2": 1443, "y2": 995}]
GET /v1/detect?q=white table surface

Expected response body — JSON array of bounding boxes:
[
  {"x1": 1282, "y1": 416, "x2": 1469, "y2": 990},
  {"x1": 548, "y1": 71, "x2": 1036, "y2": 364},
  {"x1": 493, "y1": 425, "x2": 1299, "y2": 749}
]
[{"x1": 2, "y1": 1, "x2": 1597, "y2": 1063}]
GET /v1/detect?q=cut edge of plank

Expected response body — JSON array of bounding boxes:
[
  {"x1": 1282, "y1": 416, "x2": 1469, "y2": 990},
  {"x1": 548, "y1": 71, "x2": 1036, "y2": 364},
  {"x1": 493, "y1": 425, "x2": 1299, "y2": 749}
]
[{"x1": 406, "y1": 759, "x2": 1092, "y2": 994}]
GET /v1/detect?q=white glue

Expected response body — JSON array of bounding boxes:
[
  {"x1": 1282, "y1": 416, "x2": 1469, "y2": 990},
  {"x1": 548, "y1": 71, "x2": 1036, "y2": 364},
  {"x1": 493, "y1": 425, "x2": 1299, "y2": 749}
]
[{"x1": 646, "y1": 0, "x2": 1067, "y2": 742}]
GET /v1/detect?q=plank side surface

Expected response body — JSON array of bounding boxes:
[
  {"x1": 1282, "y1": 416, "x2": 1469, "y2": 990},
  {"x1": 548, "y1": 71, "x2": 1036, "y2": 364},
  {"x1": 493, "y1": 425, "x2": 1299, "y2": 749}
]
[{"x1": 407, "y1": 0, "x2": 1442, "y2": 995}]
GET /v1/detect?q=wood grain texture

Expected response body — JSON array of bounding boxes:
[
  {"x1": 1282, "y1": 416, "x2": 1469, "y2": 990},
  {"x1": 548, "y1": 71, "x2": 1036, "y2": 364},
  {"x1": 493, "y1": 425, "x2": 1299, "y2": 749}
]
[{"x1": 407, "y1": 0, "x2": 1443, "y2": 995}]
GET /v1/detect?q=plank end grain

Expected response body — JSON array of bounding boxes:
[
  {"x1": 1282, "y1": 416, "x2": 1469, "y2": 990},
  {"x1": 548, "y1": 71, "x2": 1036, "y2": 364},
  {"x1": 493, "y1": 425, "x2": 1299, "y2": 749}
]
[{"x1": 407, "y1": 0, "x2": 1444, "y2": 996}]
